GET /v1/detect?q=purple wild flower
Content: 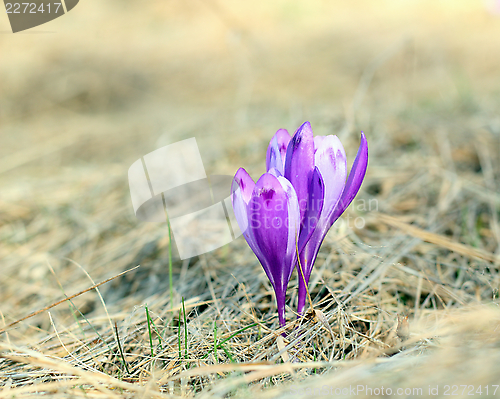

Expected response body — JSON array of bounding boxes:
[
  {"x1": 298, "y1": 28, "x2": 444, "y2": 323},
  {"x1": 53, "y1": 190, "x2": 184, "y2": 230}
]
[
  {"x1": 231, "y1": 168, "x2": 300, "y2": 329},
  {"x1": 266, "y1": 122, "x2": 368, "y2": 315}
]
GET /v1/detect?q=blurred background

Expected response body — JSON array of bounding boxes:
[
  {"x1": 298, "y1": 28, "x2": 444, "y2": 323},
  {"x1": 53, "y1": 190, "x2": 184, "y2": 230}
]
[
  {"x1": 2, "y1": 0, "x2": 500, "y2": 177},
  {"x1": 2, "y1": 0, "x2": 500, "y2": 353}
]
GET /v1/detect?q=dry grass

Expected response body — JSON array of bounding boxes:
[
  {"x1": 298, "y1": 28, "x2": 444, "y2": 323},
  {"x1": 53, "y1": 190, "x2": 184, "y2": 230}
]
[{"x1": 2, "y1": 1, "x2": 500, "y2": 397}]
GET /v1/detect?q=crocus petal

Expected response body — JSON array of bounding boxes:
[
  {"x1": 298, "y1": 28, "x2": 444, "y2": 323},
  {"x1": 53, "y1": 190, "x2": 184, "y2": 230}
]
[
  {"x1": 248, "y1": 173, "x2": 299, "y2": 328},
  {"x1": 328, "y1": 132, "x2": 368, "y2": 225},
  {"x1": 284, "y1": 121, "x2": 315, "y2": 223},
  {"x1": 266, "y1": 137, "x2": 282, "y2": 174},
  {"x1": 274, "y1": 175, "x2": 300, "y2": 330},
  {"x1": 267, "y1": 167, "x2": 283, "y2": 178},
  {"x1": 231, "y1": 168, "x2": 253, "y2": 235},
  {"x1": 297, "y1": 133, "x2": 368, "y2": 315},
  {"x1": 266, "y1": 129, "x2": 291, "y2": 174},
  {"x1": 232, "y1": 167, "x2": 255, "y2": 206},
  {"x1": 313, "y1": 135, "x2": 347, "y2": 234},
  {"x1": 276, "y1": 175, "x2": 300, "y2": 283},
  {"x1": 231, "y1": 168, "x2": 262, "y2": 261},
  {"x1": 249, "y1": 174, "x2": 298, "y2": 288},
  {"x1": 297, "y1": 167, "x2": 324, "y2": 252}
]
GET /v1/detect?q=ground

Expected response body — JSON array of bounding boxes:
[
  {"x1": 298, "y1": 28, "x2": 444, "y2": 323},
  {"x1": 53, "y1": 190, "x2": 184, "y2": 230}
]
[{"x1": 1, "y1": 1, "x2": 500, "y2": 398}]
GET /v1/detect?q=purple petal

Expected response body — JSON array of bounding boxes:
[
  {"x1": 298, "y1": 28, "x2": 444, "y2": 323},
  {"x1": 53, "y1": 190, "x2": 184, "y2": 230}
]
[
  {"x1": 274, "y1": 175, "x2": 300, "y2": 329},
  {"x1": 231, "y1": 169, "x2": 254, "y2": 234},
  {"x1": 276, "y1": 175, "x2": 300, "y2": 278},
  {"x1": 296, "y1": 136, "x2": 347, "y2": 314},
  {"x1": 314, "y1": 135, "x2": 347, "y2": 232},
  {"x1": 266, "y1": 129, "x2": 291, "y2": 174},
  {"x1": 248, "y1": 173, "x2": 299, "y2": 328},
  {"x1": 231, "y1": 168, "x2": 262, "y2": 260},
  {"x1": 297, "y1": 133, "x2": 368, "y2": 314},
  {"x1": 249, "y1": 174, "x2": 299, "y2": 287},
  {"x1": 328, "y1": 132, "x2": 368, "y2": 225},
  {"x1": 267, "y1": 167, "x2": 283, "y2": 178},
  {"x1": 284, "y1": 122, "x2": 315, "y2": 223},
  {"x1": 231, "y1": 168, "x2": 255, "y2": 205},
  {"x1": 298, "y1": 167, "x2": 324, "y2": 252}
]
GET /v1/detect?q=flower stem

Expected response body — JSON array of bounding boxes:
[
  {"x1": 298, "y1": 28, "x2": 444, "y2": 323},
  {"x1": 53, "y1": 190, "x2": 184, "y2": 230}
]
[
  {"x1": 275, "y1": 289, "x2": 287, "y2": 336},
  {"x1": 296, "y1": 243, "x2": 313, "y2": 315},
  {"x1": 297, "y1": 278, "x2": 307, "y2": 316}
]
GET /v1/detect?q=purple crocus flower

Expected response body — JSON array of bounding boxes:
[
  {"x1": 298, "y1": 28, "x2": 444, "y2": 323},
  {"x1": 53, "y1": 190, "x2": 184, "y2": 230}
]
[
  {"x1": 266, "y1": 122, "x2": 368, "y2": 315},
  {"x1": 267, "y1": 123, "x2": 326, "y2": 252},
  {"x1": 231, "y1": 168, "x2": 300, "y2": 329}
]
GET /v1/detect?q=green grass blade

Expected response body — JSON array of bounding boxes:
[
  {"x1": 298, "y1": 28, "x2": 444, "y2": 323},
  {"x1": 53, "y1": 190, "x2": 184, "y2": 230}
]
[
  {"x1": 201, "y1": 322, "x2": 258, "y2": 360},
  {"x1": 145, "y1": 304, "x2": 154, "y2": 359},
  {"x1": 114, "y1": 321, "x2": 130, "y2": 375},
  {"x1": 178, "y1": 309, "x2": 182, "y2": 361},
  {"x1": 182, "y1": 297, "x2": 188, "y2": 360},
  {"x1": 213, "y1": 319, "x2": 218, "y2": 363}
]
